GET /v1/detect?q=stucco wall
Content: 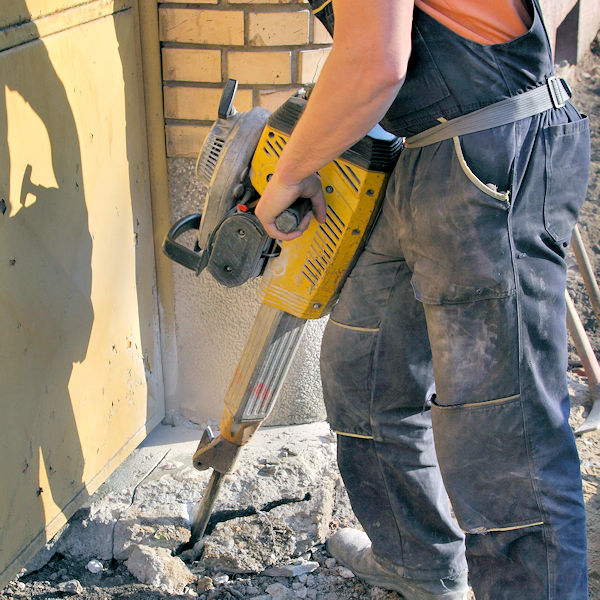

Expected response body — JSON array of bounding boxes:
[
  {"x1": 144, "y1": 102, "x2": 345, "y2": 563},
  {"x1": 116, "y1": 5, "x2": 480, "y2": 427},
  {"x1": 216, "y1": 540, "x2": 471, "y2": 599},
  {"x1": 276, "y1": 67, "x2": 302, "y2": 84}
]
[
  {"x1": 159, "y1": 0, "x2": 332, "y2": 426},
  {"x1": 165, "y1": 158, "x2": 326, "y2": 426}
]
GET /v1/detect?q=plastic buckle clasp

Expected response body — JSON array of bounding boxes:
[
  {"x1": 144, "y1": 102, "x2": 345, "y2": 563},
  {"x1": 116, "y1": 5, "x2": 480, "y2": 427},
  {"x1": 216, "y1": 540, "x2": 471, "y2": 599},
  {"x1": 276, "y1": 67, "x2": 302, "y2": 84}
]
[{"x1": 547, "y1": 75, "x2": 571, "y2": 109}]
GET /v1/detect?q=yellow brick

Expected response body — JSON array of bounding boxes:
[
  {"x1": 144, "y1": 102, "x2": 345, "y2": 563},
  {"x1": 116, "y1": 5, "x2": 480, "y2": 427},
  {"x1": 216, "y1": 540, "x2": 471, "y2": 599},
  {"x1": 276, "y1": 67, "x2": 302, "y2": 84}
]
[
  {"x1": 298, "y1": 47, "x2": 330, "y2": 84},
  {"x1": 162, "y1": 48, "x2": 221, "y2": 82},
  {"x1": 248, "y1": 11, "x2": 309, "y2": 46},
  {"x1": 228, "y1": 51, "x2": 291, "y2": 84},
  {"x1": 159, "y1": 8, "x2": 244, "y2": 45},
  {"x1": 258, "y1": 88, "x2": 301, "y2": 112},
  {"x1": 312, "y1": 15, "x2": 332, "y2": 44},
  {"x1": 166, "y1": 125, "x2": 211, "y2": 158},
  {"x1": 164, "y1": 87, "x2": 253, "y2": 121}
]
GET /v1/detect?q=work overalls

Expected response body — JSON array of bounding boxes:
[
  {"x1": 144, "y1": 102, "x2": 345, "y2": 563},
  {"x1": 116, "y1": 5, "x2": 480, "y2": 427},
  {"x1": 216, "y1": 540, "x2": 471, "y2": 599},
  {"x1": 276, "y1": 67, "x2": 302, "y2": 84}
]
[{"x1": 315, "y1": 1, "x2": 591, "y2": 597}]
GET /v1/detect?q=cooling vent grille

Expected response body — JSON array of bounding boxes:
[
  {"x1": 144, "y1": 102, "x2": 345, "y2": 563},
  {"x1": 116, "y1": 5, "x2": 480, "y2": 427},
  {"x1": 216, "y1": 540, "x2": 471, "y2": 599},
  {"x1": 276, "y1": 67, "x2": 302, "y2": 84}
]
[
  {"x1": 333, "y1": 160, "x2": 360, "y2": 192},
  {"x1": 262, "y1": 133, "x2": 287, "y2": 159},
  {"x1": 301, "y1": 207, "x2": 346, "y2": 286},
  {"x1": 196, "y1": 132, "x2": 226, "y2": 186}
]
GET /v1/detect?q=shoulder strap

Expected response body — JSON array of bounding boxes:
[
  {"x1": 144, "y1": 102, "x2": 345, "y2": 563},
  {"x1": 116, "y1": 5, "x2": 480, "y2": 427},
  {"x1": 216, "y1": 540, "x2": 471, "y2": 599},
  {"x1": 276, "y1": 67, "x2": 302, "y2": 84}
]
[{"x1": 404, "y1": 77, "x2": 571, "y2": 148}]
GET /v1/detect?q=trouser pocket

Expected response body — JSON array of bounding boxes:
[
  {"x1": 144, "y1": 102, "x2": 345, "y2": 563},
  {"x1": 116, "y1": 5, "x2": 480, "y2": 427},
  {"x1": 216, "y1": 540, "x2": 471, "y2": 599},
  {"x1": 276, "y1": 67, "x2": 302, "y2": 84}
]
[
  {"x1": 543, "y1": 115, "x2": 590, "y2": 243},
  {"x1": 398, "y1": 127, "x2": 516, "y2": 306},
  {"x1": 431, "y1": 394, "x2": 544, "y2": 533},
  {"x1": 320, "y1": 319, "x2": 378, "y2": 438}
]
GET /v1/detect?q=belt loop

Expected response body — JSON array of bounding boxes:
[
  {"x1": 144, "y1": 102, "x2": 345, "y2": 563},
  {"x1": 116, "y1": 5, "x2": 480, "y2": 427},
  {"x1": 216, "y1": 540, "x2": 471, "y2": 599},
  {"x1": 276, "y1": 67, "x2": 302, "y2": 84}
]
[{"x1": 547, "y1": 75, "x2": 571, "y2": 109}]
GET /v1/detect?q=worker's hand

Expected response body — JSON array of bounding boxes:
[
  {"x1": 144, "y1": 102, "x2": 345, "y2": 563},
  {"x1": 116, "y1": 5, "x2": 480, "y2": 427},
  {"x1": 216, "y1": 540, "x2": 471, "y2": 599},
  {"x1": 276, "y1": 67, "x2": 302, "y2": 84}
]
[{"x1": 255, "y1": 172, "x2": 327, "y2": 241}]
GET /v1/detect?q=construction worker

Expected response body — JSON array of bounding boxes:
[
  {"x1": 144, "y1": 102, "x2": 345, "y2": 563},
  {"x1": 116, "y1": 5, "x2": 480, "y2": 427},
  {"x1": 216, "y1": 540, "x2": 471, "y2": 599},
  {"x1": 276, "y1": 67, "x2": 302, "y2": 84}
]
[{"x1": 255, "y1": 0, "x2": 590, "y2": 598}]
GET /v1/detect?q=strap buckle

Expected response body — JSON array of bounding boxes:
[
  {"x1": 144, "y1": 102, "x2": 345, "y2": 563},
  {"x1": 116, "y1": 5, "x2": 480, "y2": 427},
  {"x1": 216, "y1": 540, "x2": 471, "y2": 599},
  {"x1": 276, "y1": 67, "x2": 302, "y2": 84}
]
[{"x1": 547, "y1": 76, "x2": 571, "y2": 109}]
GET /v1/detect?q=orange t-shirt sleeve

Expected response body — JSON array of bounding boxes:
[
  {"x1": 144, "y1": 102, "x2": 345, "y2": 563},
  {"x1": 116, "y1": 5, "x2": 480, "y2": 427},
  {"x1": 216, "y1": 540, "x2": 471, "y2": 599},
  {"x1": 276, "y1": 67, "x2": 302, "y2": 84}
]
[{"x1": 414, "y1": 0, "x2": 532, "y2": 45}]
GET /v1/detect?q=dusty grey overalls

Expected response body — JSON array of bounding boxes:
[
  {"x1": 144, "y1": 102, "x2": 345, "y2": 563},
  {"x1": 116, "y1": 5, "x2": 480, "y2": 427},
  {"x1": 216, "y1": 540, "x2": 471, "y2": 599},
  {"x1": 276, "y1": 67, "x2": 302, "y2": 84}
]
[{"x1": 313, "y1": 1, "x2": 591, "y2": 598}]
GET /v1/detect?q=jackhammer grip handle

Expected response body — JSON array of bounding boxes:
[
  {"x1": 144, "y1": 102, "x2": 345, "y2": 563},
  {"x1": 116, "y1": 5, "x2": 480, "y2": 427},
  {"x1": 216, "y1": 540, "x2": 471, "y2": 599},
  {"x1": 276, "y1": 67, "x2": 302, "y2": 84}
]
[
  {"x1": 163, "y1": 213, "x2": 205, "y2": 274},
  {"x1": 218, "y1": 79, "x2": 239, "y2": 119},
  {"x1": 275, "y1": 197, "x2": 312, "y2": 234}
]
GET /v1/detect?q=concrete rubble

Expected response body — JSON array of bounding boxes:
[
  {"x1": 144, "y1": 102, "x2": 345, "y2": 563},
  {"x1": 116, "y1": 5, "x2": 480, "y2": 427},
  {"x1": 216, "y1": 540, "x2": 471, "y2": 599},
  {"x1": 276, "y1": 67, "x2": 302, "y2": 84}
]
[
  {"x1": 125, "y1": 545, "x2": 195, "y2": 594},
  {"x1": 35, "y1": 422, "x2": 360, "y2": 594}
]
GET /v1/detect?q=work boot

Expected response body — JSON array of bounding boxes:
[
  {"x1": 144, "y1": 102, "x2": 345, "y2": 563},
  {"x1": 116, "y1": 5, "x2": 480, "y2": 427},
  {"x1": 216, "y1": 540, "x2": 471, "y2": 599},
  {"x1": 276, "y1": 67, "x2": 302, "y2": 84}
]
[{"x1": 326, "y1": 529, "x2": 468, "y2": 599}]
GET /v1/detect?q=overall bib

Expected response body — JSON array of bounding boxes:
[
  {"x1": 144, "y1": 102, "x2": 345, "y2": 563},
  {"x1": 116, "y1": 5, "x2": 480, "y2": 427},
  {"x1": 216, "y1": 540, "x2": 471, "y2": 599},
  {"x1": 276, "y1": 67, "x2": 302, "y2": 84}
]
[{"x1": 315, "y1": 1, "x2": 591, "y2": 597}]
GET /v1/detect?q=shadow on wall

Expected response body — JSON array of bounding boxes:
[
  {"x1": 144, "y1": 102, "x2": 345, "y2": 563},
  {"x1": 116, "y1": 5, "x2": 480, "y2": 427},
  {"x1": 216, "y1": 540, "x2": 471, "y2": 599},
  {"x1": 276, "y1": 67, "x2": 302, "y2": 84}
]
[
  {"x1": 0, "y1": 1, "x2": 164, "y2": 584},
  {"x1": 0, "y1": 1, "x2": 91, "y2": 578}
]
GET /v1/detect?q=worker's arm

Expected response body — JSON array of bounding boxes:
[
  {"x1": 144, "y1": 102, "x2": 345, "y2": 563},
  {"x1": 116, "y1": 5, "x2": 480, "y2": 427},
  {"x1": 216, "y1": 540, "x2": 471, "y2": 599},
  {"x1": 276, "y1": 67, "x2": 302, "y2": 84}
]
[{"x1": 255, "y1": 0, "x2": 414, "y2": 240}]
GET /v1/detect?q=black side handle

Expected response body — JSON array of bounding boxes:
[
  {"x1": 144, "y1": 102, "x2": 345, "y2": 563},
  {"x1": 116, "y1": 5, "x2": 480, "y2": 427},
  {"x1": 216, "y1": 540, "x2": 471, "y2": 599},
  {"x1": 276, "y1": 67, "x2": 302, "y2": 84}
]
[
  {"x1": 274, "y1": 198, "x2": 312, "y2": 234},
  {"x1": 163, "y1": 213, "x2": 206, "y2": 274}
]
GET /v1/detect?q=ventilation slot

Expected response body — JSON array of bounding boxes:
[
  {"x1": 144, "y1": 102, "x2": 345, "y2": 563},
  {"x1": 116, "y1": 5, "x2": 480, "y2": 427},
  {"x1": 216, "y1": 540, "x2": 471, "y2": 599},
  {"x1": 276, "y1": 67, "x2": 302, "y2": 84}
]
[
  {"x1": 333, "y1": 160, "x2": 361, "y2": 192},
  {"x1": 314, "y1": 232, "x2": 334, "y2": 259},
  {"x1": 317, "y1": 227, "x2": 337, "y2": 248},
  {"x1": 302, "y1": 271, "x2": 318, "y2": 286},
  {"x1": 306, "y1": 259, "x2": 324, "y2": 280},
  {"x1": 325, "y1": 206, "x2": 345, "y2": 236},
  {"x1": 263, "y1": 142, "x2": 279, "y2": 158},
  {"x1": 300, "y1": 207, "x2": 346, "y2": 286},
  {"x1": 274, "y1": 136, "x2": 286, "y2": 152},
  {"x1": 197, "y1": 135, "x2": 226, "y2": 186},
  {"x1": 263, "y1": 134, "x2": 287, "y2": 160}
]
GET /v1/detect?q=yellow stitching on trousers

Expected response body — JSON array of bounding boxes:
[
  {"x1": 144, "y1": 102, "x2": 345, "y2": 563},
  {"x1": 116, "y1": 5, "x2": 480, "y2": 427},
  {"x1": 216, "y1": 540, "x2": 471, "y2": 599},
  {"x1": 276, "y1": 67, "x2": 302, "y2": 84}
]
[
  {"x1": 434, "y1": 393, "x2": 520, "y2": 410},
  {"x1": 312, "y1": 0, "x2": 333, "y2": 14},
  {"x1": 463, "y1": 521, "x2": 544, "y2": 534},
  {"x1": 452, "y1": 136, "x2": 510, "y2": 202},
  {"x1": 329, "y1": 319, "x2": 379, "y2": 333},
  {"x1": 434, "y1": 117, "x2": 510, "y2": 202},
  {"x1": 333, "y1": 430, "x2": 374, "y2": 440}
]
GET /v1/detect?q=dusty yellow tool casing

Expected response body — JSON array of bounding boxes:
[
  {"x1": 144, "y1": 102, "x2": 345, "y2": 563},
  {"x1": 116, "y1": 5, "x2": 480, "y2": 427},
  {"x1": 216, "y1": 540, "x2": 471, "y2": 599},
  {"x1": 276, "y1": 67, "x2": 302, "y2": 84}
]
[
  {"x1": 215, "y1": 119, "x2": 396, "y2": 447},
  {"x1": 195, "y1": 98, "x2": 401, "y2": 450},
  {"x1": 250, "y1": 126, "x2": 388, "y2": 319}
]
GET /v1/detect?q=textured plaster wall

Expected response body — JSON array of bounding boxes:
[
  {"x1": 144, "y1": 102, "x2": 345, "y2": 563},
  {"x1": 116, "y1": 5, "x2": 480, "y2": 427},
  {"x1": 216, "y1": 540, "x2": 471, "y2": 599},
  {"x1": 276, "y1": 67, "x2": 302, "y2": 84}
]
[{"x1": 165, "y1": 159, "x2": 326, "y2": 427}]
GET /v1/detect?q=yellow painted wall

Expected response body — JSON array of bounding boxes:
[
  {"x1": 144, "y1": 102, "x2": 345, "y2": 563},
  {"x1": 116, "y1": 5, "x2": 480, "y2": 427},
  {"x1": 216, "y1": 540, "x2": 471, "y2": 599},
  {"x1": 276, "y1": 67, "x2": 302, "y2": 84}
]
[
  {"x1": 1, "y1": 0, "x2": 85, "y2": 29},
  {"x1": 0, "y1": 0, "x2": 164, "y2": 586}
]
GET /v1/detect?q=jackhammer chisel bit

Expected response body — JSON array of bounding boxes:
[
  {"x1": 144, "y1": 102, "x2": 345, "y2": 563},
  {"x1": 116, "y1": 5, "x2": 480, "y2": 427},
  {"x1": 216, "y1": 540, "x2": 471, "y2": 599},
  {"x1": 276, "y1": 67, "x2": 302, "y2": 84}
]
[{"x1": 188, "y1": 305, "x2": 307, "y2": 545}]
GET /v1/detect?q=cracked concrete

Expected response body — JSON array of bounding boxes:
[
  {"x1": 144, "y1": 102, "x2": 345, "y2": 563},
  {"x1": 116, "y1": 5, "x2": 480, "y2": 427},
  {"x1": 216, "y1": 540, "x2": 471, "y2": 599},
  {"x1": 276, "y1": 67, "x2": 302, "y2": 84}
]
[{"x1": 37, "y1": 422, "x2": 356, "y2": 590}]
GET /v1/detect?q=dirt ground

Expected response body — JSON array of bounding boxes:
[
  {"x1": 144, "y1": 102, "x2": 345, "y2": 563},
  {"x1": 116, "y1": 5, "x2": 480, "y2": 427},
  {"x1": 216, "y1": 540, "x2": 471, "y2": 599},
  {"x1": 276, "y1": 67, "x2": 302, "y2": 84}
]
[{"x1": 2, "y1": 36, "x2": 600, "y2": 600}]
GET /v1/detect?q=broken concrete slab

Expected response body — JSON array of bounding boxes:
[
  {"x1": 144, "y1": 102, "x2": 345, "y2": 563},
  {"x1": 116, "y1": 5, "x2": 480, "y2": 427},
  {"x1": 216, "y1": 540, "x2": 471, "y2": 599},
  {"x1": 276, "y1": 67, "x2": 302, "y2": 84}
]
[
  {"x1": 199, "y1": 513, "x2": 297, "y2": 573},
  {"x1": 125, "y1": 545, "x2": 195, "y2": 595},
  {"x1": 46, "y1": 421, "x2": 357, "y2": 588}
]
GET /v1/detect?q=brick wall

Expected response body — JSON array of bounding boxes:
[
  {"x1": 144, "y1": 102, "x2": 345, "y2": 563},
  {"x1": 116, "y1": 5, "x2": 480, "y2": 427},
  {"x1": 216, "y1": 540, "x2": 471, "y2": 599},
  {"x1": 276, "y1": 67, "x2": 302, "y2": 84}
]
[{"x1": 159, "y1": 0, "x2": 332, "y2": 157}]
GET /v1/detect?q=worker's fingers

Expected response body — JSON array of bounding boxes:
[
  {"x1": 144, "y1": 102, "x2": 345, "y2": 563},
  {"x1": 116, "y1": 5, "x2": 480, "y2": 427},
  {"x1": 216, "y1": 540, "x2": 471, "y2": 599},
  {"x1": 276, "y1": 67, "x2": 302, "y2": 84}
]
[
  {"x1": 297, "y1": 211, "x2": 314, "y2": 232},
  {"x1": 255, "y1": 172, "x2": 326, "y2": 239},
  {"x1": 310, "y1": 187, "x2": 327, "y2": 224}
]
